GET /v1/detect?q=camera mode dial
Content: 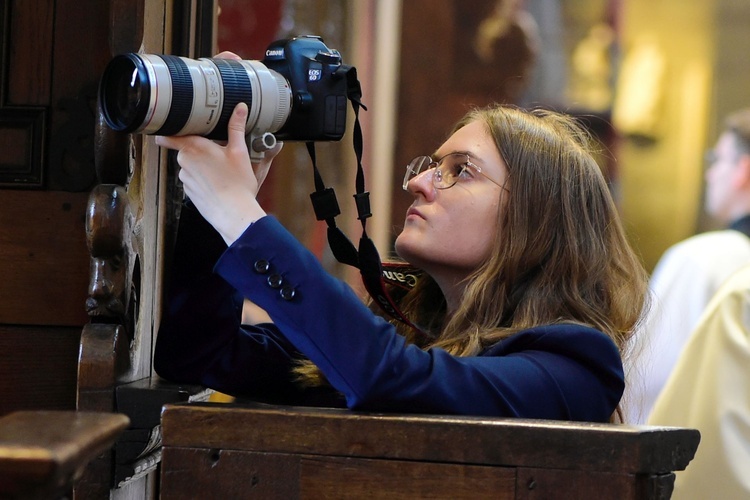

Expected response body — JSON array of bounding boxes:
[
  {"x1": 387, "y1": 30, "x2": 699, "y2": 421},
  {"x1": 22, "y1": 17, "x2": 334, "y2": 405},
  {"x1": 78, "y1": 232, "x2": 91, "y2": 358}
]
[{"x1": 315, "y1": 51, "x2": 341, "y2": 64}]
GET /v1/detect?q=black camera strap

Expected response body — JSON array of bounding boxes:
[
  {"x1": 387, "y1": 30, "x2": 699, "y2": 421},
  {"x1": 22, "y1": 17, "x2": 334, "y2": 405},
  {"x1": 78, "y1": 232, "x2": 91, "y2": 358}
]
[{"x1": 306, "y1": 65, "x2": 426, "y2": 336}]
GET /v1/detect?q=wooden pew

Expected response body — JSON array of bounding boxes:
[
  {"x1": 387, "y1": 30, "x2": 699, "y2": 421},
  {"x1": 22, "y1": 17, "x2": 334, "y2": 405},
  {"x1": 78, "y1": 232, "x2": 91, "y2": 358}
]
[
  {"x1": 159, "y1": 402, "x2": 700, "y2": 499},
  {"x1": 0, "y1": 411, "x2": 129, "y2": 499}
]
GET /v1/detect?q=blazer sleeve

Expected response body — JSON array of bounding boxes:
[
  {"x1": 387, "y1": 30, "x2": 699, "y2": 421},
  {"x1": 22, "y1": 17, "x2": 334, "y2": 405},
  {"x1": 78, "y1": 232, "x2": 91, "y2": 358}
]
[
  {"x1": 214, "y1": 216, "x2": 624, "y2": 422},
  {"x1": 154, "y1": 204, "x2": 321, "y2": 404}
]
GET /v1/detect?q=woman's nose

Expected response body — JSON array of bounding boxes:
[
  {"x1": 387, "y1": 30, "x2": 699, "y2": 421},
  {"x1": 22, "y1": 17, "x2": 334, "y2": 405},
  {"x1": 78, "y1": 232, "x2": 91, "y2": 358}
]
[{"x1": 406, "y1": 168, "x2": 436, "y2": 198}]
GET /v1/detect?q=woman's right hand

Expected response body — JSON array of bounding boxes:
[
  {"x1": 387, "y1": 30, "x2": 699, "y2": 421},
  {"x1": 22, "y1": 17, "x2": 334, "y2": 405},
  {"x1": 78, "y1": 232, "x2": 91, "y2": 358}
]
[{"x1": 155, "y1": 103, "x2": 283, "y2": 245}]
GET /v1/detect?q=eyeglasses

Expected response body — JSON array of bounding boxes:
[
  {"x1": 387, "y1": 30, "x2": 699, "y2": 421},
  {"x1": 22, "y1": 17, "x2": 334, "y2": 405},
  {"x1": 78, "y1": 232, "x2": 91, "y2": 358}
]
[{"x1": 402, "y1": 153, "x2": 508, "y2": 191}]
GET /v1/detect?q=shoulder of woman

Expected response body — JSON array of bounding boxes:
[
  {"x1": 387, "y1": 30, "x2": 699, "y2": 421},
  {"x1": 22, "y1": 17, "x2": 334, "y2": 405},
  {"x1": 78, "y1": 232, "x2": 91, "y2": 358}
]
[{"x1": 483, "y1": 323, "x2": 616, "y2": 356}]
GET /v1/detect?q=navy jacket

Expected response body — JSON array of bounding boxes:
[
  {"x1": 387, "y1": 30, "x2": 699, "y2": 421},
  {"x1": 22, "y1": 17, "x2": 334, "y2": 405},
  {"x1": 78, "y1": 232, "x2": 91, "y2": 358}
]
[{"x1": 154, "y1": 206, "x2": 625, "y2": 422}]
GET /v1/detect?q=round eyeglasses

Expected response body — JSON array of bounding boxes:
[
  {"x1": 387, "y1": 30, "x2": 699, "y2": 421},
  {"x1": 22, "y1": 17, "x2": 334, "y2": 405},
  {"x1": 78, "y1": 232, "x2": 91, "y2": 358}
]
[{"x1": 403, "y1": 153, "x2": 507, "y2": 191}]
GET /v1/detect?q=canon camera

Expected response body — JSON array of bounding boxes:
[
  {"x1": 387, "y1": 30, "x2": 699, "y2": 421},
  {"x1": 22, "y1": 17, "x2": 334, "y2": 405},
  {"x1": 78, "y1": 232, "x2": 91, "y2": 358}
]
[{"x1": 98, "y1": 35, "x2": 352, "y2": 157}]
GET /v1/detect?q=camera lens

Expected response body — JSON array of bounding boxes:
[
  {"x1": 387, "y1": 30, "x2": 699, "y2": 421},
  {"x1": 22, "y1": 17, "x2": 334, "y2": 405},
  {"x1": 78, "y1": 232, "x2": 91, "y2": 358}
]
[
  {"x1": 98, "y1": 53, "x2": 292, "y2": 141},
  {"x1": 100, "y1": 54, "x2": 151, "y2": 132}
]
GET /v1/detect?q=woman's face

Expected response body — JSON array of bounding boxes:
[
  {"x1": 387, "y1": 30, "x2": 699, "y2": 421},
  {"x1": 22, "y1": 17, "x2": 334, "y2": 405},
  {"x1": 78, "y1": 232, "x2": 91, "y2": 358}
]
[{"x1": 395, "y1": 120, "x2": 509, "y2": 280}]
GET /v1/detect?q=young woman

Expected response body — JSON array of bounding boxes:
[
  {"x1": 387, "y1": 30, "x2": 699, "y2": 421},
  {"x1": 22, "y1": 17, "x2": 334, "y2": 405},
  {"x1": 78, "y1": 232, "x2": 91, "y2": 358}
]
[{"x1": 154, "y1": 100, "x2": 648, "y2": 423}]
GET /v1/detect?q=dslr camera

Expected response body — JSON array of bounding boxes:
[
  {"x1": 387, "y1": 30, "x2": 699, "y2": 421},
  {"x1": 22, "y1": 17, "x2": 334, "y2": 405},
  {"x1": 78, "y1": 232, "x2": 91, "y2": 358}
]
[{"x1": 98, "y1": 35, "x2": 352, "y2": 157}]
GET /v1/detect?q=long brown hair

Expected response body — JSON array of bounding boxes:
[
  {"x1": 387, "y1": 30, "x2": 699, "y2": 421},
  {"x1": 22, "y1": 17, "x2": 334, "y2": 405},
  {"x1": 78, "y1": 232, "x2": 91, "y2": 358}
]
[{"x1": 295, "y1": 105, "x2": 650, "y2": 415}]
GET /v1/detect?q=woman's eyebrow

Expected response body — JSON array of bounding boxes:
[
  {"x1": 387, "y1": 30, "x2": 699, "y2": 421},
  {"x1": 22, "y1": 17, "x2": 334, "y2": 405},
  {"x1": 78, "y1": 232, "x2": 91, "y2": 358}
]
[{"x1": 432, "y1": 150, "x2": 485, "y2": 163}]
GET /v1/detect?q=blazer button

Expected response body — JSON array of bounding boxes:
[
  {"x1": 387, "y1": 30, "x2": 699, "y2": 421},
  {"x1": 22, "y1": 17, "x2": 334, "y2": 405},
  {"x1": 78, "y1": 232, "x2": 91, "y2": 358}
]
[
  {"x1": 267, "y1": 273, "x2": 284, "y2": 289},
  {"x1": 254, "y1": 260, "x2": 270, "y2": 274},
  {"x1": 280, "y1": 285, "x2": 296, "y2": 301}
]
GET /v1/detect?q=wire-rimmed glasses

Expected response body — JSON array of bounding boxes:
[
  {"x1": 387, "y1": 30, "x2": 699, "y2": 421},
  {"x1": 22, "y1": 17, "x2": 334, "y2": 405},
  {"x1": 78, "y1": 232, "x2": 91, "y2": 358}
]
[{"x1": 402, "y1": 152, "x2": 507, "y2": 191}]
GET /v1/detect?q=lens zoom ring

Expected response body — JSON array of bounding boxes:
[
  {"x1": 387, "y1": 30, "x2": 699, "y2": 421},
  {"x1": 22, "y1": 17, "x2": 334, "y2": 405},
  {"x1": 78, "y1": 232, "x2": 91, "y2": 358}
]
[
  {"x1": 207, "y1": 58, "x2": 253, "y2": 141},
  {"x1": 155, "y1": 55, "x2": 194, "y2": 136}
]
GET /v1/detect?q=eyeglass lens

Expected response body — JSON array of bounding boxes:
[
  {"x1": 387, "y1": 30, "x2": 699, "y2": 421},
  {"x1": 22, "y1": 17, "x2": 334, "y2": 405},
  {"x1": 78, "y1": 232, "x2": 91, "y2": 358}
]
[{"x1": 403, "y1": 154, "x2": 469, "y2": 190}]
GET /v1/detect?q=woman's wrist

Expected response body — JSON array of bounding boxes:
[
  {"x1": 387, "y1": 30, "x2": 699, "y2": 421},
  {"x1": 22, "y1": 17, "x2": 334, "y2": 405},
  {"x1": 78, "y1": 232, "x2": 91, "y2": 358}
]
[{"x1": 216, "y1": 203, "x2": 267, "y2": 246}]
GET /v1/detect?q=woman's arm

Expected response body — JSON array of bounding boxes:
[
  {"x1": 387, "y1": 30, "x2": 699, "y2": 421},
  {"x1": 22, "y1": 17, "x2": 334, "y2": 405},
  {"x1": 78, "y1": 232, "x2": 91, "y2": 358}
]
[
  {"x1": 154, "y1": 98, "x2": 622, "y2": 421},
  {"x1": 154, "y1": 204, "x2": 311, "y2": 402},
  {"x1": 216, "y1": 216, "x2": 624, "y2": 422}
]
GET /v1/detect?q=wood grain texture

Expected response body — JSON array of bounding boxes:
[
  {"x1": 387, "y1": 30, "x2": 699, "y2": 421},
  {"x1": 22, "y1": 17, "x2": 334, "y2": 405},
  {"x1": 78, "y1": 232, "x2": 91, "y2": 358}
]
[
  {"x1": 161, "y1": 402, "x2": 700, "y2": 474},
  {"x1": 298, "y1": 456, "x2": 516, "y2": 499},
  {"x1": 0, "y1": 326, "x2": 80, "y2": 416},
  {"x1": 160, "y1": 402, "x2": 700, "y2": 499},
  {"x1": 0, "y1": 411, "x2": 129, "y2": 499},
  {"x1": 0, "y1": 191, "x2": 89, "y2": 326},
  {"x1": 6, "y1": 0, "x2": 54, "y2": 105}
]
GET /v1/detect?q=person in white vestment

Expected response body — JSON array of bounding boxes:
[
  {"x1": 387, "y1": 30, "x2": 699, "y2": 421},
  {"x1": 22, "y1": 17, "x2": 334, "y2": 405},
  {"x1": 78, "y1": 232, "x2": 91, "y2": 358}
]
[
  {"x1": 625, "y1": 107, "x2": 750, "y2": 424},
  {"x1": 649, "y1": 263, "x2": 750, "y2": 499}
]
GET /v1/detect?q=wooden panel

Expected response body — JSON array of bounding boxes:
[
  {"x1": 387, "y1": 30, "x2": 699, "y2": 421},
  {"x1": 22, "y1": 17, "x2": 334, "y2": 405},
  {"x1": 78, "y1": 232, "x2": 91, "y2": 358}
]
[
  {"x1": 0, "y1": 107, "x2": 46, "y2": 186},
  {"x1": 1, "y1": 1, "x2": 53, "y2": 187},
  {"x1": 160, "y1": 448, "x2": 301, "y2": 499},
  {"x1": 299, "y1": 456, "x2": 516, "y2": 499},
  {"x1": 45, "y1": 0, "x2": 111, "y2": 191},
  {"x1": 161, "y1": 448, "x2": 515, "y2": 499},
  {"x1": 6, "y1": 0, "x2": 54, "y2": 105},
  {"x1": 0, "y1": 325, "x2": 80, "y2": 416},
  {"x1": 161, "y1": 403, "x2": 700, "y2": 499},
  {"x1": 49, "y1": 0, "x2": 110, "y2": 110},
  {"x1": 161, "y1": 403, "x2": 701, "y2": 475},
  {"x1": 515, "y1": 467, "x2": 638, "y2": 499},
  {"x1": 0, "y1": 190, "x2": 89, "y2": 326}
]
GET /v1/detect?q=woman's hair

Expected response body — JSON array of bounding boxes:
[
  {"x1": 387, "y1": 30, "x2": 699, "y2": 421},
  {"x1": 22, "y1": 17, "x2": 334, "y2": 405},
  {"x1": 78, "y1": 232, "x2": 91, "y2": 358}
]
[
  {"x1": 396, "y1": 106, "x2": 648, "y2": 353},
  {"x1": 296, "y1": 105, "x2": 650, "y2": 418}
]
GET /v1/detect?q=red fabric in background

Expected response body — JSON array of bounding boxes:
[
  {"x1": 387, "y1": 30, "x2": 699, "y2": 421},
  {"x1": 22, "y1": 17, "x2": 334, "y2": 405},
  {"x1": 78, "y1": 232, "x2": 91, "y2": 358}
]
[
  {"x1": 216, "y1": 0, "x2": 284, "y2": 212},
  {"x1": 217, "y1": 0, "x2": 284, "y2": 59}
]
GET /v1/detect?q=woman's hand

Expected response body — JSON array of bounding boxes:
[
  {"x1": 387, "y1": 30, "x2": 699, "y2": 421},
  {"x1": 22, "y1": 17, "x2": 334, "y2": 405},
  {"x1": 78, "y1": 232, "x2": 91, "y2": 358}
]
[
  {"x1": 155, "y1": 102, "x2": 283, "y2": 245},
  {"x1": 214, "y1": 50, "x2": 241, "y2": 61}
]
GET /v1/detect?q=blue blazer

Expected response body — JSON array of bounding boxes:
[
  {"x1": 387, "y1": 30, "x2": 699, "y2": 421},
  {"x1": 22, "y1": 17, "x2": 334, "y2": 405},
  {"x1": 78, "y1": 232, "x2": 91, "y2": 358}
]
[{"x1": 155, "y1": 206, "x2": 625, "y2": 422}]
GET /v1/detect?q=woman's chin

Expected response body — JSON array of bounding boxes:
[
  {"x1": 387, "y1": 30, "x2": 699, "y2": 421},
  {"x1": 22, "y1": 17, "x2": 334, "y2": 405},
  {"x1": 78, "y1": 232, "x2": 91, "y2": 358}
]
[
  {"x1": 394, "y1": 236, "x2": 425, "y2": 267},
  {"x1": 394, "y1": 235, "x2": 413, "y2": 259}
]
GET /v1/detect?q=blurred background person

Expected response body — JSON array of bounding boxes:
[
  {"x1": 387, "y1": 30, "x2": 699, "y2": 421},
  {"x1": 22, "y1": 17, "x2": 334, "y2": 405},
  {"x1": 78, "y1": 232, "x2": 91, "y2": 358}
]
[
  {"x1": 648, "y1": 260, "x2": 750, "y2": 498},
  {"x1": 625, "y1": 107, "x2": 750, "y2": 423}
]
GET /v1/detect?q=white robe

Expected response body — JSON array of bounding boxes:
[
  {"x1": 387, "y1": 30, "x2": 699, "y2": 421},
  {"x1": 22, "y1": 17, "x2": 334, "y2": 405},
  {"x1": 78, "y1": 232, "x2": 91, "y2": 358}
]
[
  {"x1": 648, "y1": 263, "x2": 750, "y2": 499},
  {"x1": 624, "y1": 229, "x2": 750, "y2": 424}
]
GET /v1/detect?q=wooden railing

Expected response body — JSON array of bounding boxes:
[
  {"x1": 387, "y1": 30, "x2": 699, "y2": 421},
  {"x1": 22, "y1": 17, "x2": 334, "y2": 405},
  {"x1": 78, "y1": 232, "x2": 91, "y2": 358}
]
[
  {"x1": 0, "y1": 411, "x2": 129, "y2": 499},
  {"x1": 159, "y1": 402, "x2": 700, "y2": 499}
]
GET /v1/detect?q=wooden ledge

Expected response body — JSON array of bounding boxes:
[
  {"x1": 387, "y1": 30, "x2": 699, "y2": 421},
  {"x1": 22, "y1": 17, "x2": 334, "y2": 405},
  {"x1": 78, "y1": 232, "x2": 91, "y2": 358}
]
[
  {"x1": 161, "y1": 402, "x2": 700, "y2": 474},
  {"x1": 0, "y1": 411, "x2": 130, "y2": 499}
]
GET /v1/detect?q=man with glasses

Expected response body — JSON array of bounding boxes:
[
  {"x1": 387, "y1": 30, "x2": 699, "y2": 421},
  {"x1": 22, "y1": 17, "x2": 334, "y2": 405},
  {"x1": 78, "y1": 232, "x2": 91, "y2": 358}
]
[{"x1": 625, "y1": 107, "x2": 750, "y2": 425}]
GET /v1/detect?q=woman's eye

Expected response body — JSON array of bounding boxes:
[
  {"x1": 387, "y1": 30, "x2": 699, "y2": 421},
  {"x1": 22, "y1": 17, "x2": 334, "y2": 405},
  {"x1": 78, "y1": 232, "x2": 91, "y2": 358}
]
[{"x1": 455, "y1": 163, "x2": 473, "y2": 178}]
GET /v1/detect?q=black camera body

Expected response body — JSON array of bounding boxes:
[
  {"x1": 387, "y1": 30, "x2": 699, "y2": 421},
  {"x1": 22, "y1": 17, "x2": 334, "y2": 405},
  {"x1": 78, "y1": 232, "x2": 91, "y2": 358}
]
[
  {"x1": 262, "y1": 35, "x2": 349, "y2": 142},
  {"x1": 98, "y1": 35, "x2": 352, "y2": 156}
]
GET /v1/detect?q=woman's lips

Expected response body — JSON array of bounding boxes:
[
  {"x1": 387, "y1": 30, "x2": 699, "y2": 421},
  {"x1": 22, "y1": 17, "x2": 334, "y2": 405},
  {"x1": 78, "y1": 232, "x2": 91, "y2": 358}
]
[{"x1": 406, "y1": 207, "x2": 425, "y2": 221}]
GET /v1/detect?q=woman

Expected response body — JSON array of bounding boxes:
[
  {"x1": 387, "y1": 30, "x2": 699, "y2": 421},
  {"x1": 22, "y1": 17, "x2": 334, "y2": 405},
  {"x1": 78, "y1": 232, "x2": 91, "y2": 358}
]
[{"x1": 154, "y1": 100, "x2": 648, "y2": 422}]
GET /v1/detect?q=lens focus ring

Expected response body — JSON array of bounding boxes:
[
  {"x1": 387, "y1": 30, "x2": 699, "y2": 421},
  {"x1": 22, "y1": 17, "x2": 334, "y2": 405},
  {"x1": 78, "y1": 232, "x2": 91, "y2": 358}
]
[
  {"x1": 154, "y1": 55, "x2": 194, "y2": 136},
  {"x1": 207, "y1": 58, "x2": 254, "y2": 141}
]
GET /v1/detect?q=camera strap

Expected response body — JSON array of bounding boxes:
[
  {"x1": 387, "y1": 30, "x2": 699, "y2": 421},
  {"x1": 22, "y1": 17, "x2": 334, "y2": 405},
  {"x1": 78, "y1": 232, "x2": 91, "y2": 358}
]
[{"x1": 306, "y1": 65, "x2": 426, "y2": 336}]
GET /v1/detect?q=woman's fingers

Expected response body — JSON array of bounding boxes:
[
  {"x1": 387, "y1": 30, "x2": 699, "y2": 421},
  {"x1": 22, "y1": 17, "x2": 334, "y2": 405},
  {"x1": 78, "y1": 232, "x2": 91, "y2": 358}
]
[
  {"x1": 253, "y1": 141, "x2": 283, "y2": 189},
  {"x1": 214, "y1": 51, "x2": 242, "y2": 61},
  {"x1": 226, "y1": 103, "x2": 249, "y2": 153},
  {"x1": 155, "y1": 102, "x2": 283, "y2": 198}
]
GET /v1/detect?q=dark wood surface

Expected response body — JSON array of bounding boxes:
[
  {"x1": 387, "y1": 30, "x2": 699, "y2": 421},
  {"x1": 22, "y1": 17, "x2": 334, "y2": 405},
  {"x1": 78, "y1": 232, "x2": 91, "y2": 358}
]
[
  {"x1": 1, "y1": 0, "x2": 114, "y2": 420},
  {"x1": 160, "y1": 402, "x2": 700, "y2": 499},
  {"x1": 0, "y1": 325, "x2": 80, "y2": 416},
  {"x1": 0, "y1": 411, "x2": 130, "y2": 499},
  {"x1": 0, "y1": 191, "x2": 90, "y2": 327}
]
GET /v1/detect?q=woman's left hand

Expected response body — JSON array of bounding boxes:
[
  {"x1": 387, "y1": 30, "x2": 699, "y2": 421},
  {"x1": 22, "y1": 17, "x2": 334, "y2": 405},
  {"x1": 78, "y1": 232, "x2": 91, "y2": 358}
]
[{"x1": 155, "y1": 102, "x2": 283, "y2": 245}]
